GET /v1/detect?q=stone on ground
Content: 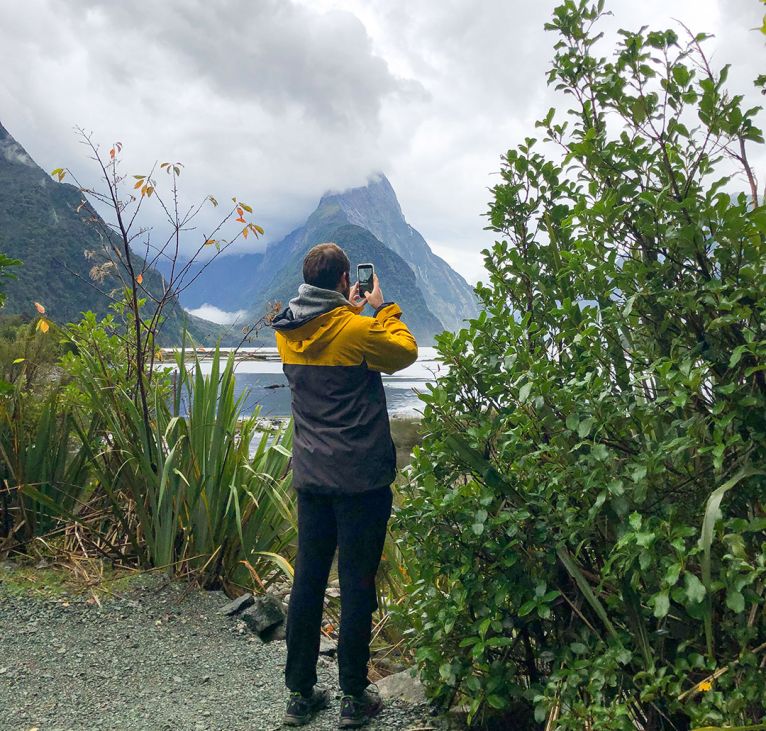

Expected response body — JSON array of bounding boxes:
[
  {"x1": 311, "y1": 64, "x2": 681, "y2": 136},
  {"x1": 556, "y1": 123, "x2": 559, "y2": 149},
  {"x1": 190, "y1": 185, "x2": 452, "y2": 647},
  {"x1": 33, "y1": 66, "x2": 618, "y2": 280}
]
[
  {"x1": 376, "y1": 668, "x2": 427, "y2": 705},
  {"x1": 319, "y1": 636, "x2": 337, "y2": 657},
  {"x1": 240, "y1": 594, "x2": 285, "y2": 637},
  {"x1": 218, "y1": 592, "x2": 254, "y2": 616}
]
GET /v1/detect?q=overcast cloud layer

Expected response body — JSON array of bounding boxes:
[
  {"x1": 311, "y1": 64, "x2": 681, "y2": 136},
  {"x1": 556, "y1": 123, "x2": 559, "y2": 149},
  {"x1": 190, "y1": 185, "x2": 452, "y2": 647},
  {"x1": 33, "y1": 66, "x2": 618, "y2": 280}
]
[{"x1": 1, "y1": 0, "x2": 763, "y2": 284}]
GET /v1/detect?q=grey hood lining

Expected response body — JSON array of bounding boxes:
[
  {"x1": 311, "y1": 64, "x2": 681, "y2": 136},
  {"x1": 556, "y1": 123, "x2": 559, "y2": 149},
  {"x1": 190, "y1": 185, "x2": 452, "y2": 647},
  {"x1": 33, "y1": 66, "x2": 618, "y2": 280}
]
[{"x1": 272, "y1": 284, "x2": 351, "y2": 330}]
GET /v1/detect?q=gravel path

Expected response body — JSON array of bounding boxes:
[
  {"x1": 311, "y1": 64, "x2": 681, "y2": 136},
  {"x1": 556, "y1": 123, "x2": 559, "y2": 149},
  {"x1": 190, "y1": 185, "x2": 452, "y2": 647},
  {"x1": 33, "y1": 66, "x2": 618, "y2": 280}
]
[{"x1": 0, "y1": 573, "x2": 441, "y2": 731}]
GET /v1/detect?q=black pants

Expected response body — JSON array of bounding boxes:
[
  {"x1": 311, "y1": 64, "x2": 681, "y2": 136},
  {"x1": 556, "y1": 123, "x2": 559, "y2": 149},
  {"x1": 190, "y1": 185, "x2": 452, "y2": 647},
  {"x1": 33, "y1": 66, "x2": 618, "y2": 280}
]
[{"x1": 285, "y1": 485, "x2": 393, "y2": 697}]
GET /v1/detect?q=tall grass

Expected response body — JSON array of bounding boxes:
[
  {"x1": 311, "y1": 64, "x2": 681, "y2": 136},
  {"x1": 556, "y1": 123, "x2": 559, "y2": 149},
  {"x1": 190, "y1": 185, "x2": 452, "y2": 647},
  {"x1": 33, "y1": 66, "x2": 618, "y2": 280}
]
[
  {"x1": 0, "y1": 309, "x2": 297, "y2": 592},
  {"x1": 0, "y1": 322, "x2": 93, "y2": 548},
  {"x1": 0, "y1": 392, "x2": 92, "y2": 545},
  {"x1": 170, "y1": 349, "x2": 296, "y2": 588},
  {"x1": 70, "y1": 337, "x2": 297, "y2": 587}
]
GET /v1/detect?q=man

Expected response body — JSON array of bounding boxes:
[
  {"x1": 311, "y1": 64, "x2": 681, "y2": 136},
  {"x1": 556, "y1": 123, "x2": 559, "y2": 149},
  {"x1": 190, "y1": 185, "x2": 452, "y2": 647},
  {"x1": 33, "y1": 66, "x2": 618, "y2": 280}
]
[{"x1": 271, "y1": 242, "x2": 418, "y2": 728}]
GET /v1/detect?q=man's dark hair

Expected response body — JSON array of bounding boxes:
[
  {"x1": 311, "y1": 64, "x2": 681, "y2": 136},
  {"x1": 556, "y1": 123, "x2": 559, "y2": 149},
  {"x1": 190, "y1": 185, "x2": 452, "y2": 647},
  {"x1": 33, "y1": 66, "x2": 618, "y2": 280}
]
[{"x1": 302, "y1": 242, "x2": 350, "y2": 290}]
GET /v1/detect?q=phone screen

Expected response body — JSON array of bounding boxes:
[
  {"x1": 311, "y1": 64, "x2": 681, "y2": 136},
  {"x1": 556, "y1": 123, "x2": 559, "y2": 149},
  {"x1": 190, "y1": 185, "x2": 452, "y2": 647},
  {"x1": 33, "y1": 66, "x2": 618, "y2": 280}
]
[{"x1": 358, "y1": 264, "x2": 374, "y2": 294}]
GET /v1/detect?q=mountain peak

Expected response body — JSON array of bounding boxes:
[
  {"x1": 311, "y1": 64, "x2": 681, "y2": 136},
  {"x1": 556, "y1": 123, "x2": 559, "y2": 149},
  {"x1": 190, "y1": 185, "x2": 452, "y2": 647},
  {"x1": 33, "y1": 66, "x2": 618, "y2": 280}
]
[
  {"x1": 321, "y1": 171, "x2": 396, "y2": 200},
  {"x1": 366, "y1": 171, "x2": 394, "y2": 191},
  {"x1": 319, "y1": 172, "x2": 403, "y2": 222},
  {"x1": 311, "y1": 172, "x2": 478, "y2": 331}
]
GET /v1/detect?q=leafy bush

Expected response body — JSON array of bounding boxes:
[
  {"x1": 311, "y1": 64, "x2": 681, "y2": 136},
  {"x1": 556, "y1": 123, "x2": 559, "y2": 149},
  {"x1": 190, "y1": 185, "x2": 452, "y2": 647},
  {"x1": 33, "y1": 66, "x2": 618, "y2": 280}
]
[{"x1": 398, "y1": 2, "x2": 766, "y2": 728}]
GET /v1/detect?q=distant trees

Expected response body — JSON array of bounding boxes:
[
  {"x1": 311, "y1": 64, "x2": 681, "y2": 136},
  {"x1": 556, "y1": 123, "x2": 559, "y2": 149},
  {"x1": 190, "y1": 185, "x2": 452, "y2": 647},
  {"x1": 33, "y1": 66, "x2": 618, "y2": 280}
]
[
  {"x1": 0, "y1": 253, "x2": 19, "y2": 307},
  {"x1": 399, "y1": 1, "x2": 766, "y2": 728}
]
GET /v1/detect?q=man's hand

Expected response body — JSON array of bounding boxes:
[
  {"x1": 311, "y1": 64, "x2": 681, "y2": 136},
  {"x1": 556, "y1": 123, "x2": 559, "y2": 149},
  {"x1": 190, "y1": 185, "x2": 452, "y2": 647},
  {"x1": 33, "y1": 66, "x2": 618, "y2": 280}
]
[
  {"x1": 364, "y1": 274, "x2": 384, "y2": 311},
  {"x1": 348, "y1": 281, "x2": 366, "y2": 313}
]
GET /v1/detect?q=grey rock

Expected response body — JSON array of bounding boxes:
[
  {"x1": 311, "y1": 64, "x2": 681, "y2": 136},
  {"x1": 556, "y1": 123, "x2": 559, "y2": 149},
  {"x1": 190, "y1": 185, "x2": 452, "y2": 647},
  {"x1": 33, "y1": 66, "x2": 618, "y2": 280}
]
[
  {"x1": 218, "y1": 593, "x2": 255, "y2": 616},
  {"x1": 259, "y1": 622, "x2": 286, "y2": 643},
  {"x1": 240, "y1": 594, "x2": 285, "y2": 637},
  {"x1": 372, "y1": 656, "x2": 407, "y2": 675},
  {"x1": 318, "y1": 637, "x2": 337, "y2": 657},
  {"x1": 376, "y1": 668, "x2": 427, "y2": 705}
]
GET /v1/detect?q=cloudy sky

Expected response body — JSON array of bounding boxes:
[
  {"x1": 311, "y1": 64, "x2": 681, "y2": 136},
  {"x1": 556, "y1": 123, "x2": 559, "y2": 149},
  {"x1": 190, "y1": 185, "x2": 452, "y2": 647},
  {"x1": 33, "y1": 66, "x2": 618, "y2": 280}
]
[{"x1": 0, "y1": 0, "x2": 763, "y2": 284}]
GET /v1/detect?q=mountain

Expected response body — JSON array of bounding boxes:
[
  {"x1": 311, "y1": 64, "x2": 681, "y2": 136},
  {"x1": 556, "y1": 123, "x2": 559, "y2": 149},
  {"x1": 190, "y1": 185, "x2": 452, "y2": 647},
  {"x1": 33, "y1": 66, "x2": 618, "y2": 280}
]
[
  {"x1": 174, "y1": 174, "x2": 479, "y2": 336},
  {"x1": 318, "y1": 175, "x2": 479, "y2": 332},
  {"x1": 0, "y1": 121, "x2": 219, "y2": 344},
  {"x1": 170, "y1": 252, "x2": 266, "y2": 313},
  {"x1": 258, "y1": 224, "x2": 443, "y2": 340}
]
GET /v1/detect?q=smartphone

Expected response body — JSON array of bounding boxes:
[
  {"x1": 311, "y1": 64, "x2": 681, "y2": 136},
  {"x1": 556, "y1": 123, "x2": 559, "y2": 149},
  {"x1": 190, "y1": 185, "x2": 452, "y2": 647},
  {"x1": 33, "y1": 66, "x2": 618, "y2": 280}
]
[{"x1": 357, "y1": 263, "x2": 374, "y2": 295}]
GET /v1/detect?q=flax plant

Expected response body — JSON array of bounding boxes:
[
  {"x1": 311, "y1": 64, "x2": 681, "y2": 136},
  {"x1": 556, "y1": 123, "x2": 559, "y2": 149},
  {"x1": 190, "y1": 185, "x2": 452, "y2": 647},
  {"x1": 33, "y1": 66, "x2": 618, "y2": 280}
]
[
  {"x1": 0, "y1": 392, "x2": 93, "y2": 545},
  {"x1": 171, "y1": 348, "x2": 296, "y2": 588},
  {"x1": 63, "y1": 314, "x2": 296, "y2": 587}
]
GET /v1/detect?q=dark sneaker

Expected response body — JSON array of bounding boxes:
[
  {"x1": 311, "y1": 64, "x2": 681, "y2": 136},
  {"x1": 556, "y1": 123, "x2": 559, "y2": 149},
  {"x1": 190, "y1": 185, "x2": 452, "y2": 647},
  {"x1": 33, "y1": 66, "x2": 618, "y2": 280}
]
[
  {"x1": 338, "y1": 685, "x2": 383, "y2": 728},
  {"x1": 283, "y1": 687, "x2": 331, "y2": 726}
]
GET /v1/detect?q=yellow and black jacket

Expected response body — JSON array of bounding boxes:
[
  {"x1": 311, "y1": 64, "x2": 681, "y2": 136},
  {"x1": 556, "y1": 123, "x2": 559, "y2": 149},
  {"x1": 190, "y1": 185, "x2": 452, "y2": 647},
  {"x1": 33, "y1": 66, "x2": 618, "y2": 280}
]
[{"x1": 272, "y1": 285, "x2": 418, "y2": 494}]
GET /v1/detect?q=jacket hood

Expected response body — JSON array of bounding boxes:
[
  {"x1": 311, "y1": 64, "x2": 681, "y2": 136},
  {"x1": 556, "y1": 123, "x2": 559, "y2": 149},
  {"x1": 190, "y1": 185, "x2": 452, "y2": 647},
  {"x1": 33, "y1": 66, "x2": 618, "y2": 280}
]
[
  {"x1": 272, "y1": 283, "x2": 354, "y2": 354},
  {"x1": 288, "y1": 284, "x2": 350, "y2": 322}
]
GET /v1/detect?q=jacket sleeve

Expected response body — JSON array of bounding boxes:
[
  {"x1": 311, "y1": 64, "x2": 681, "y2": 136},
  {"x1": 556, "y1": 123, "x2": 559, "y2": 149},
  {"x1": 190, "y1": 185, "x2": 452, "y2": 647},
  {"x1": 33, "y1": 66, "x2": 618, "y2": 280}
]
[{"x1": 364, "y1": 303, "x2": 418, "y2": 374}]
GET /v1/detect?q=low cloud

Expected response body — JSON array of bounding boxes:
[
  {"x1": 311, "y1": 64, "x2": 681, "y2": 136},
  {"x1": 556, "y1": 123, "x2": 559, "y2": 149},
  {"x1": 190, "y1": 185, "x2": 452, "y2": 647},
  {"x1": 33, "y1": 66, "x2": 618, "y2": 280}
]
[
  {"x1": 0, "y1": 0, "x2": 762, "y2": 286},
  {"x1": 187, "y1": 304, "x2": 248, "y2": 325}
]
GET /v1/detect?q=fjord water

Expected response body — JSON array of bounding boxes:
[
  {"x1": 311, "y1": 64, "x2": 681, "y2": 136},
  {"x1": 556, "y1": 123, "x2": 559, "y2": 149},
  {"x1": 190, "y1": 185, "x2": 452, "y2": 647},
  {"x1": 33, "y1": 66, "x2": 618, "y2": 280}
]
[{"x1": 191, "y1": 347, "x2": 442, "y2": 418}]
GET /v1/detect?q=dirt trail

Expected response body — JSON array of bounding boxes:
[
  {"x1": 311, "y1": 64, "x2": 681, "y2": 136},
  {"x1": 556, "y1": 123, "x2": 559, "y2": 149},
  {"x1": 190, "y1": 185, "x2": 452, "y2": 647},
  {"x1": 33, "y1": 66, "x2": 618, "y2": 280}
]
[{"x1": 0, "y1": 572, "x2": 438, "y2": 731}]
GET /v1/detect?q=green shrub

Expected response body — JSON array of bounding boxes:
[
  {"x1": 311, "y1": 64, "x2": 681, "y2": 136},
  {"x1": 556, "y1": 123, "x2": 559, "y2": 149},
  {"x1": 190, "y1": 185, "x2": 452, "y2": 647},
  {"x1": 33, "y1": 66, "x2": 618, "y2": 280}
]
[
  {"x1": 61, "y1": 312, "x2": 295, "y2": 588},
  {"x1": 398, "y1": 2, "x2": 766, "y2": 728}
]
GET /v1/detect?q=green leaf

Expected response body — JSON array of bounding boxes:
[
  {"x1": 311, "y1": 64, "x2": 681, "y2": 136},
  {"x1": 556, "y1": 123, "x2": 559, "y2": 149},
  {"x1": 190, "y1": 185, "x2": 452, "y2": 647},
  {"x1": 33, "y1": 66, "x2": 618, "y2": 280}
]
[
  {"x1": 672, "y1": 64, "x2": 690, "y2": 87},
  {"x1": 578, "y1": 417, "x2": 594, "y2": 438},
  {"x1": 486, "y1": 636, "x2": 514, "y2": 647},
  {"x1": 684, "y1": 572, "x2": 706, "y2": 604},
  {"x1": 726, "y1": 589, "x2": 745, "y2": 613},
  {"x1": 631, "y1": 464, "x2": 647, "y2": 482},
  {"x1": 653, "y1": 591, "x2": 670, "y2": 618},
  {"x1": 591, "y1": 443, "x2": 609, "y2": 460},
  {"x1": 486, "y1": 694, "x2": 507, "y2": 710},
  {"x1": 729, "y1": 345, "x2": 748, "y2": 368},
  {"x1": 518, "y1": 382, "x2": 532, "y2": 403}
]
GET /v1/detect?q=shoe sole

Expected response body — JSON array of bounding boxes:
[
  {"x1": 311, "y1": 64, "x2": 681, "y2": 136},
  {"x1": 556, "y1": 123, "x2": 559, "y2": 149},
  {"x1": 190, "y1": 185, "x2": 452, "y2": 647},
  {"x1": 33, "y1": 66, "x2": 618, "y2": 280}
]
[
  {"x1": 284, "y1": 696, "x2": 331, "y2": 726},
  {"x1": 338, "y1": 702, "x2": 382, "y2": 728},
  {"x1": 338, "y1": 718, "x2": 377, "y2": 729},
  {"x1": 284, "y1": 713, "x2": 312, "y2": 727}
]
